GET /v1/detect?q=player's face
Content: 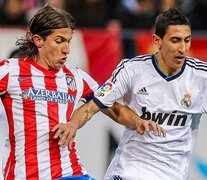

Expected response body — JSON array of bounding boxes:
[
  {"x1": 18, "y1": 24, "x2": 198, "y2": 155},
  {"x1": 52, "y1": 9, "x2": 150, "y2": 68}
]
[
  {"x1": 154, "y1": 25, "x2": 191, "y2": 76},
  {"x1": 36, "y1": 28, "x2": 72, "y2": 70}
]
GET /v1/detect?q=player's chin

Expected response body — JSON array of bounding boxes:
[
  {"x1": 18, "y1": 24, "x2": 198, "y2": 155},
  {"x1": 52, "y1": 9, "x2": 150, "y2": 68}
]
[{"x1": 56, "y1": 63, "x2": 65, "y2": 69}]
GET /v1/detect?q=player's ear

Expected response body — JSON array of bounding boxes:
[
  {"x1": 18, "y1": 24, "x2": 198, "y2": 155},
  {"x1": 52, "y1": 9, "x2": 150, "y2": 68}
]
[
  {"x1": 153, "y1": 34, "x2": 162, "y2": 49},
  {"x1": 33, "y1": 34, "x2": 44, "y2": 48}
]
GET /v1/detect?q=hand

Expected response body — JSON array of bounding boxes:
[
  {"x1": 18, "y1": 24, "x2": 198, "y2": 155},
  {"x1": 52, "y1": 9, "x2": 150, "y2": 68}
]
[
  {"x1": 135, "y1": 119, "x2": 166, "y2": 137},
  {"x1": 51, "y1": 121, "x2": 78, "y2": 149}
]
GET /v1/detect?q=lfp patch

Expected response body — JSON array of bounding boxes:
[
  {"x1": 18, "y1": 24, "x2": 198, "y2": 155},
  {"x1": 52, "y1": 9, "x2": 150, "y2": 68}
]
[
  {"x1": 96, "y1": 81, "x2": 114, "y2": 98},
  {"x1": 101, "y1": 82, "x2": 113, "y2": 92}
]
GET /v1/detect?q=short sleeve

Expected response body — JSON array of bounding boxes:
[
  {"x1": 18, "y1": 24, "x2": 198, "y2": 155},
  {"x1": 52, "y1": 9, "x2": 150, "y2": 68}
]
[
  {"x1": 77, "y1": 68, "x2": 99, "y2": 103},
  {"x1": 94, "y1": 59, "x2": 130, "y2": 108},
  {"x1": 0, "y1": 59, "x2": 10, "y2": 95}
]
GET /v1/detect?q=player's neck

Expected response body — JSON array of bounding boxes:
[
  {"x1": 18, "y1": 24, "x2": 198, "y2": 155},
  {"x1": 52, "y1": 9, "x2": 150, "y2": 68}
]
[{"x1": 155, "y1": 55, "x2": 183, "y2": 76}]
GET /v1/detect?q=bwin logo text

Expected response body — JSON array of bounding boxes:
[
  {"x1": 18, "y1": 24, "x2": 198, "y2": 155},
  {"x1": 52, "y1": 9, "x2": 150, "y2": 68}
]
[{"x1": 140, "y1": 107, "x2": 187, "y2": 126}]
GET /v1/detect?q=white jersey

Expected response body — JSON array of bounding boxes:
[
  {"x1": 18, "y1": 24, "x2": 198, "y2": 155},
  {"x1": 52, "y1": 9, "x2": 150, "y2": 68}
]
[{"x1": 94, "y1": 54, "x2": 207, "y2": 180}]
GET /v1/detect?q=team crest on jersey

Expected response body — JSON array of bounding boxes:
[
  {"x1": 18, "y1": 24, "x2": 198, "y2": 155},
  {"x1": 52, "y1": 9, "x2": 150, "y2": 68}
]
[
  {"x1": 181, "y1": 92, "x2": 192, "y2": 109},
  {"x1": 66, "y1": 76, "x2": 77, "y2": 91},
  {"x1": 96, "y1": 81, "x2": 114, "y2": 97}
]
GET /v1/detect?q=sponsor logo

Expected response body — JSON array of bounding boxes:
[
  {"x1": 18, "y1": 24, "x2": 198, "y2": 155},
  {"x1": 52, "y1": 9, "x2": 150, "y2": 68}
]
[
  {"x1": 20, "y1": 88, "x2": 75, "y2": 104},
  {"x1": 137, "y1": 87, "x2": 148, "y2": 95},
  {"x1": 113, "y1": 175, "x2": 123, "y2": 180},
  {"x1": 66, "y1": 76, "x2": 77, "y2": 91},
  {"x1": 18, "y1": 77, "x2": 31, "y2": 82},
  {"x1": 181, "y1": 92, "x2": 192, "y2": 109},
  {"x1": 140, "y1": 107, "x2": 187, "y2": 126}
]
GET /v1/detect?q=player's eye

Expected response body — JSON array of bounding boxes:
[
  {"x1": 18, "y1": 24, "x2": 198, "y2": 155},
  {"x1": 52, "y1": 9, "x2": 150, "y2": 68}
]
[
  {"x1": 185, "y1": 38, "x2": 191, "y2": 43},
  {"x1": 171, "y1": 38, "x2": 179, "y2": 43},
  {"x1": 55, "y1": 39, "x2": 62, "y2": 44}
]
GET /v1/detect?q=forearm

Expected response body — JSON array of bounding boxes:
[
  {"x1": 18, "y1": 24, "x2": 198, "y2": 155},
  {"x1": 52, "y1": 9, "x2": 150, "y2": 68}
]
[
  {"x1": 102, "y1": 102, "x2": 140, "y2": 129},
  {"x1": 70, "y1": 100, "x2": 100, "y2": 129},
  {"x1": 52, "y1": 100, "x2": 100, "y2": 148}
]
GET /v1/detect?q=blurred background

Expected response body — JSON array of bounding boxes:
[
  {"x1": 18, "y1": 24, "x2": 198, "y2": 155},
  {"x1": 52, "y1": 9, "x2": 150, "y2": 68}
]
[{"x1": 0, "y1": 0, "x2": 207, "y2": 179}]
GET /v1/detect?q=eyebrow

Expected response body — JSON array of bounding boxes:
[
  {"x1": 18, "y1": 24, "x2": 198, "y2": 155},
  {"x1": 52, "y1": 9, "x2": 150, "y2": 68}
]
[
  {"x1": 56, "y1": 35, "x2": 72, "y2": 41},
  {"x1": 185, "y1": 35, "x2": 192, "y2": 39},
  {"x1": 171, "y1": 35, "x2": 192, "y2": 39}
]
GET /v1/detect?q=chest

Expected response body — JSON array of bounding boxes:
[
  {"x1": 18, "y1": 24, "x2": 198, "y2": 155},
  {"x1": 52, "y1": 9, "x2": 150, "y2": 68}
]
[
  {"x1": 128, "y1": 72, "x2": 205, "y2": 112},
  {"x1": 7, "y1": 68, "x2": 84, "y2": 106}
]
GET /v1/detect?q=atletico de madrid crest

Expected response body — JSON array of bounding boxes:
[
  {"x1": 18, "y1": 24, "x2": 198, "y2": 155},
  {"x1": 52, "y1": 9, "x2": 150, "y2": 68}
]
[
  {"x1": 66, "y1": 76, "x2": 77, "y2": 91},
  {"x1": 181, "y1": 92, "x2": 192, "y2": 109}
]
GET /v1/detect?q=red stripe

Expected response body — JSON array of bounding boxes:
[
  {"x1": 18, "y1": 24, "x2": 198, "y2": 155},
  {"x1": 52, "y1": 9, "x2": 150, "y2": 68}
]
[
  {"x1": 63, "y1": 67, "x2": 83, "y2": 175},
  {"x1": 0, "y1": 74, "x2": 9, "y2": 91},
  {"x1": 0, "y1": 59, "x2": 9, "y2": 66},
  {"x1": 3, "y1": 95, "x2": 15, "y2": 179},
  {"x1": 19, "y1": 60, "x2": 39, "y2": 178},
  {"x1": 69, "y1": 142, "x2": 83, "y2": 175},
  {"x1": 44, "y1": 73, "x2": 62, "y2": 178},
  {"x1": 82, "y1": 79, "x2": 93, "y2": 98}
]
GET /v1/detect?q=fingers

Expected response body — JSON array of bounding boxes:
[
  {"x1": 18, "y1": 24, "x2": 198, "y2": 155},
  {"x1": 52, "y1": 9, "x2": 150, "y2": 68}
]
[
  {"x1": 160, "y1": 126, "x2": 166, "y2": 137},
  {"x1": 136, "y1": 120, "x2": 166, "y2": 137},
  {"x1": 52, "y1": 122, "x2": 77, "y2": 149},
  {"x1": 148, "y1": 121, "x2": 166, "y2": 137},
  {"x1": 136, "y1": 126, "x2": 144, "y2": 135},
  {"x1": 51, "y1": 124, "x2": 61, "y2": 134},
  {"x1": 153, "y1": 122, "x2": 166, "y2": 137},
  {"x1": 62, "y1": 128, "x2": 76, "y2": 148}
]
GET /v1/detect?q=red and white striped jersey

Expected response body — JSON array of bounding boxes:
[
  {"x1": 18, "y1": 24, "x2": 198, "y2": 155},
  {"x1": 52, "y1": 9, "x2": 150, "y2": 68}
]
[{"x1": 0, "y1": 57, "x2": 99, "y2": 180}]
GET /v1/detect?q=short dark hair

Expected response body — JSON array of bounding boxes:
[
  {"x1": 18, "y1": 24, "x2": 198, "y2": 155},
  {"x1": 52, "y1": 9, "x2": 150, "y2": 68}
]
[
  {"x1": 16, "y1": 5, "x2": 75, "y2": 57},
  {"x1": 154, "y1": 7, "x2": 191, "y2": 38}
]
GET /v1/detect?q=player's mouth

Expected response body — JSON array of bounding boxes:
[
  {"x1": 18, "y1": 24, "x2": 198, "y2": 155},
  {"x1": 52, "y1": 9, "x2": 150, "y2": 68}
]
[
  {"x1": 175, "y1": 56, "x2": 185, "y2": 63},
  {"x1": 60, "y1": 57, "x2": 67, "y2": 64}
]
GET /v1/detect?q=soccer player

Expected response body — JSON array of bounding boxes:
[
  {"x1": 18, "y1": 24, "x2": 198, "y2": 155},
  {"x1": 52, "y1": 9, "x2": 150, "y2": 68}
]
[
  {"x1": 56, "y1": 7, "x2": 207, "y2": 180},
  {"x1": 0, "y1": 5, "x2": 165, "y2": 180}
]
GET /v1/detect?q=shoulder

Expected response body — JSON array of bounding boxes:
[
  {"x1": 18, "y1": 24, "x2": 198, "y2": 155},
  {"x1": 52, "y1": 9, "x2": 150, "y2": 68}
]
[
  {"x1": 63, "y1": 64, "x2": 82, "y2": 74},
  {"x1": 118, "y1": 54, "x2": 152, "y2": 68},
  {"x1": 111, "y1": 54, "x2": 153, "y2": 83},
  {"x1": 185, "y1": 56, "x2": 207, "y2": 72},
  {"x1": 63, "y1": 64, "x2": 93, "y2": 78},
  {"x1": 0, "y1": 58, "x2": 20, "y2": 68}
]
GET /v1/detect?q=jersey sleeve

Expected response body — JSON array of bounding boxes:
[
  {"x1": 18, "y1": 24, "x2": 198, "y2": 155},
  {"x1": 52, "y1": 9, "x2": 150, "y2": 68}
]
[
  {"x1": 0, "y1": 59, "x2": 10, "y2": 95},
  {"x1": 78, "y1": 68, "x2": 99, "y2": 103},
  {"x1": 93, "y1": 59, "x2": 131, "y2": 108}
]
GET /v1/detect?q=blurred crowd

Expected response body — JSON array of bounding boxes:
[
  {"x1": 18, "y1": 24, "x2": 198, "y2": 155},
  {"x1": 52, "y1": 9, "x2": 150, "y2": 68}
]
[{"x1": 0, "y1": 0, "x2": 207, "y2": 30}]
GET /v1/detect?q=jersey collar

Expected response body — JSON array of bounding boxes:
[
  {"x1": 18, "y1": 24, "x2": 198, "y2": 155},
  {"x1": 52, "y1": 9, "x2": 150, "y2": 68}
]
[{"x1": 152, "y1": 54, "x2": 186, "y2": 81}]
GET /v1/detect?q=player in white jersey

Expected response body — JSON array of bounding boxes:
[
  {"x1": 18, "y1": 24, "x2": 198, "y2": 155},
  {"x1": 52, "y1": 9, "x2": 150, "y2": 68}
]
[
  {"x1": 61, "y1": 7, "x2": 207, "y2": 180},
  {"x1": 0, "y1": 5, "x2": 164, "y2": 180}
]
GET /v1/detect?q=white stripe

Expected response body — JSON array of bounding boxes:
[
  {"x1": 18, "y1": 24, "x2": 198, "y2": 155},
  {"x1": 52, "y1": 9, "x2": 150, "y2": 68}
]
[
  {"x1": 56, "y1": 70, "x2": 72, "y2": 175},
  {"x1": 31, "y1": 66, "x2": 51, "y2": 178},
  {"x1": 0, "y1": 100, "x2": 8, "y2": 180},
  {"x1": 0, "y1": 60, "x2": 9, "y2": 82},
  {"x1": 10, "y1": 60, "x2": 26, "y2": 179}
]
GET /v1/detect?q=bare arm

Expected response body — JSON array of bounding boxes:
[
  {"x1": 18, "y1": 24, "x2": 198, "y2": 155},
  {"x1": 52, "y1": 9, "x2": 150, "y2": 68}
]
[
  {"x1": 101, "y1": 102, "x2": 165, "y2": 136},
  {"x1": 52, "y1": 100, "x2": 165, "y2": 148},
  {"x1": 51, "y1": 100, "x2": 99, "y2": 148}
]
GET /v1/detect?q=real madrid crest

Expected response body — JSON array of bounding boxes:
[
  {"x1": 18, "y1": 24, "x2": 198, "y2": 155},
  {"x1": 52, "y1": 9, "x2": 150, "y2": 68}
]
[
  {"x1": 66, "y1": 76, "x2": 77, "y2": 91},
  {"x1": 181, "y1": 92, "x2": 192, "y2": 109}
]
